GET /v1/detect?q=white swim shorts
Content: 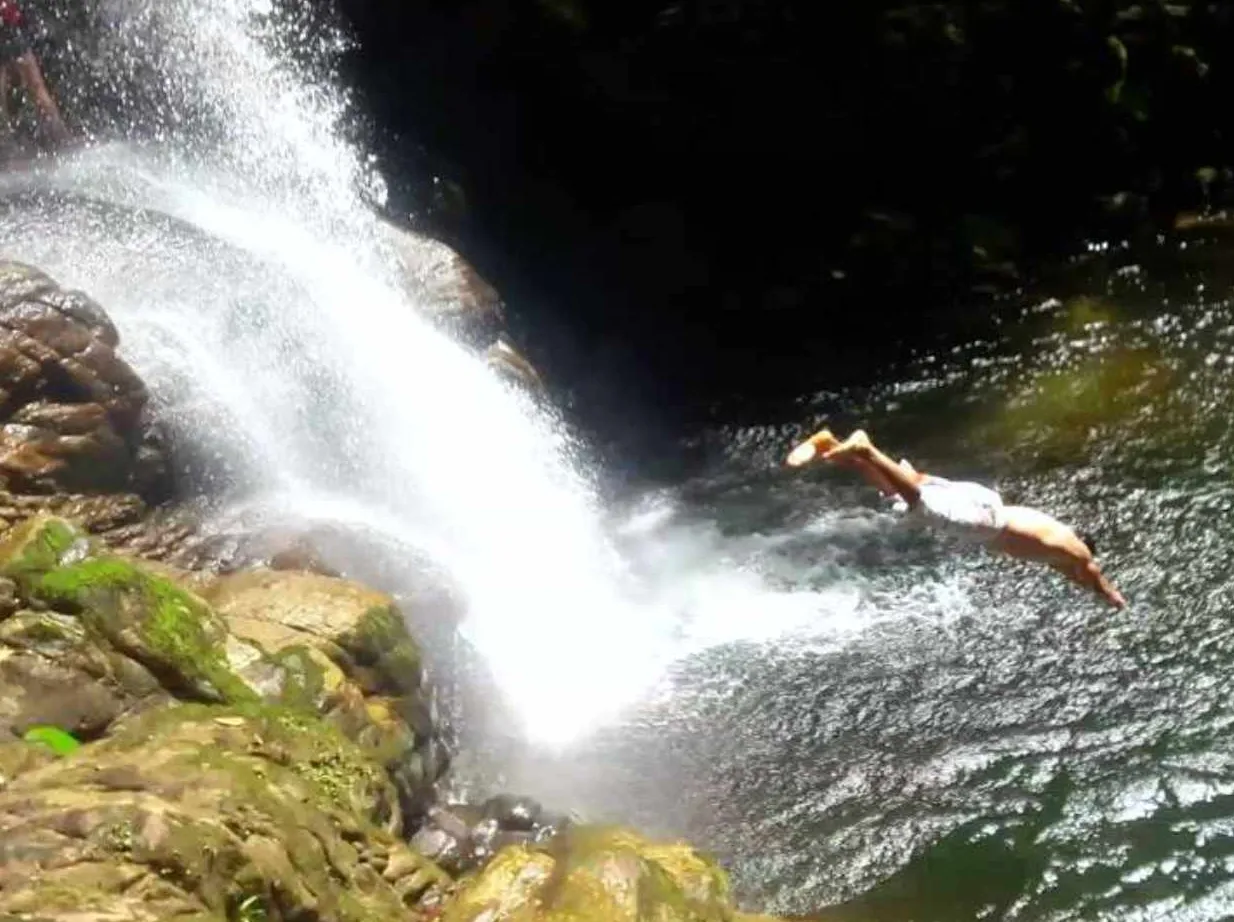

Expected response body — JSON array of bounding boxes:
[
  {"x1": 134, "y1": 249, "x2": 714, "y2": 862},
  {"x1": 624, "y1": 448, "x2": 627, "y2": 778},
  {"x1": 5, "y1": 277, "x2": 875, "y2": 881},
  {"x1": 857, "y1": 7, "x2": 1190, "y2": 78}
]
[{"x1": 893, "y1": 475, "x2": 1006, "y2": 540}]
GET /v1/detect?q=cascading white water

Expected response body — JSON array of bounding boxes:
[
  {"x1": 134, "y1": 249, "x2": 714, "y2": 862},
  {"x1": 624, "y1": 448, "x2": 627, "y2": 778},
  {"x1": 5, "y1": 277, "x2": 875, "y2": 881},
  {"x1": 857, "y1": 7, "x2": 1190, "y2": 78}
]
[{"x1": 0, "y1": 0, "x2": 891, "y2": 749}]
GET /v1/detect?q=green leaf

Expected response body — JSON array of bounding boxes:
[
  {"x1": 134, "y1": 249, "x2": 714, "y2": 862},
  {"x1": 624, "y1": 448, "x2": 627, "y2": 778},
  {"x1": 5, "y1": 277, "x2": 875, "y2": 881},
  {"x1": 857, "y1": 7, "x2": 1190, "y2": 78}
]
[{"x1": 22, "y1": 725, "x2": 81, "y2": 757}]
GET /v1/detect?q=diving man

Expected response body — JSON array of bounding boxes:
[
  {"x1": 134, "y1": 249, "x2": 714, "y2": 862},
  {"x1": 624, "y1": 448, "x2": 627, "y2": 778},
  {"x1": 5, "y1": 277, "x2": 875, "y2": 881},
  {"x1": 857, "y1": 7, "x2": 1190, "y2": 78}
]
[{"x1": 787, "y1": 428, "x2": 1127, "y2": 609}]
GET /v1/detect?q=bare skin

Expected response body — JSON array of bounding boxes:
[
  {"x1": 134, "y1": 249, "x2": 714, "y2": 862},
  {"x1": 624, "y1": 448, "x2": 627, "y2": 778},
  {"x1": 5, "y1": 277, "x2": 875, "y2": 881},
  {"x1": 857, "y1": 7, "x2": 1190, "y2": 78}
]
[
  {"x1": 0, "y1": 52, "x2": 70, "y2": 146},
  {"x1": 787, "y1": 427, "x2": 1127, "y2": 609}
]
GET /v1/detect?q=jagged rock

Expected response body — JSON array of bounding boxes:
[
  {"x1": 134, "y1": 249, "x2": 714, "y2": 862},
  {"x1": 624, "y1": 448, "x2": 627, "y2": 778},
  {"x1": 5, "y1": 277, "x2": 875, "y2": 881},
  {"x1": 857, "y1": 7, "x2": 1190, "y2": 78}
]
[
  {"x1": 0, "y1": 262, "x2": 197, "y2": 566},
  {"x1": 0, "y1": 262, "x2": 170, "y2": 500},
  {"x1": 485, "y1": 338, "x2": 545, "y2": 394},
  {"x1": 414, "y1": 798, "x2": 567, "y2": 876}
]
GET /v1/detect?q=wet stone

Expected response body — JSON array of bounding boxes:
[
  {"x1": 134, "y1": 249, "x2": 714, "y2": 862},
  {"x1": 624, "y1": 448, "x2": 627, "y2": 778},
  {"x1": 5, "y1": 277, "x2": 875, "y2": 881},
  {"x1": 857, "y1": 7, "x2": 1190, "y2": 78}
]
[
  {"x1": 409, "y1": 826, "x2": 452, "y2": 861},
  {"x1": 426, "y1": 805, "x2": 473, "y2": 842},
  {"x1": 492, "y1": 830, "x2": 537, "y2": 852},
  {"x1": 482, "y1": 793, "x2": 542, "y2": 832},
  {"x1": 468, "y1": 816, "x2": 501, "y2": 861}
]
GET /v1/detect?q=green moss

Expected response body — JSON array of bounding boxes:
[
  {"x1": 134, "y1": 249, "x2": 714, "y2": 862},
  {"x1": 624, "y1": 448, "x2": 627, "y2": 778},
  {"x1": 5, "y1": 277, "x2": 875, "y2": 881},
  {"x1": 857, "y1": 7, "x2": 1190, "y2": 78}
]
[
  {"x1": 0, "y1": 514, "x2": 89, "y2": 587},
  {"x1": 265, "y1": 645, "x2": 328, "y2": 712},
  {"x1": 347, "y1": 605, "x2": 421, "y2": 695},
  {"x1": 118, "y1": 702, "x2": 391, "y2": 820},
  {"x1": 444, "y1": 826, "x2": 739, "y2": 922},
  {"x1": 34, "y1": 557, "x2": 258, "y2": 706}
]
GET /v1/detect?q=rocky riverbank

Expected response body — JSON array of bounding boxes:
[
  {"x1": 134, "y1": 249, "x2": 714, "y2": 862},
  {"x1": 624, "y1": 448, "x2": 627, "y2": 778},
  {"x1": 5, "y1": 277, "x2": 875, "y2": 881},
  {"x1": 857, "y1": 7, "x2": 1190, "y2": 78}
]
[{"x1": 0, "y1": 259, "x2": 778, "y2": 922}]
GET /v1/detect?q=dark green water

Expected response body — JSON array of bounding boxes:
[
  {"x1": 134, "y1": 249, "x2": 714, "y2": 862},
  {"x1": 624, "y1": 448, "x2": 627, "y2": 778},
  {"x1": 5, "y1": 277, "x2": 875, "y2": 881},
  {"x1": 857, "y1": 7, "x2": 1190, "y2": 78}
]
[{"x1": 514, "y1": 234, "x2": 1234, "y2": 922}]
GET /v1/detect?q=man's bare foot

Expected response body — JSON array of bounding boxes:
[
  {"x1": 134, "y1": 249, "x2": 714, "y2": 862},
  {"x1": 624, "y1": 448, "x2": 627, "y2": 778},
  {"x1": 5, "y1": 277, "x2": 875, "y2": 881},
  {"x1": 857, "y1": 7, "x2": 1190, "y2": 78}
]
[
  {"x1": 822, "y1": 429, "x2": 872, "y2": 462},
  {"x1": 786, "y1": 427, "x2": 841, "y2": 467}
]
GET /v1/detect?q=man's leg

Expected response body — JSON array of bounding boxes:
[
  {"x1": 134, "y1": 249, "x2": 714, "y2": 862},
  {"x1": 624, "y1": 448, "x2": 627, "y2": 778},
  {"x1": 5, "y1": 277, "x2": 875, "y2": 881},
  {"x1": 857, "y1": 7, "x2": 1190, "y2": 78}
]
[
  {"x1": 823, "y1": 429, "x2": 925, "y2": 506},
  {"x1": 842, "y1": 453, "x2": 908, "y2": 499},
  {"x1": 14, "y1": 52, "x2": 68, "y2": 144},
  {"x1": 0, "y1": 63, "x2": 11, "y2": 134},
  {"x1": 787, "y1": 427, "x2": 903, "y2": 497}
]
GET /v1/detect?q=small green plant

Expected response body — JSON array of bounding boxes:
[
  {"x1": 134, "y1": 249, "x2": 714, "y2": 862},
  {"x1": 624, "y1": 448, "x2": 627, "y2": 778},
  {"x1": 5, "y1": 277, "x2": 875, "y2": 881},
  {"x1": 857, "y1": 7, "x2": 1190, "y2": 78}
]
[
  {"x1": 234, "y1": 893, "x2": 268, "y2": 922},
  {"x1": 22, "y1": 725, "x2": 81, "y2": 757}
]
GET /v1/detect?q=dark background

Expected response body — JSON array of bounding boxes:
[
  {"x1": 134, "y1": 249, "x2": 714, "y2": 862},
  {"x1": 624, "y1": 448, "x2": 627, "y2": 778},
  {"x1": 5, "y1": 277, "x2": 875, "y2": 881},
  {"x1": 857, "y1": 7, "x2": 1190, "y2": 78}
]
[
  {"x1": 23, "y1": 0, "x2": 1234, "y2": 461},
  {"x1": 331, "y1": 0, "x2": 1234, "y2": 449}
]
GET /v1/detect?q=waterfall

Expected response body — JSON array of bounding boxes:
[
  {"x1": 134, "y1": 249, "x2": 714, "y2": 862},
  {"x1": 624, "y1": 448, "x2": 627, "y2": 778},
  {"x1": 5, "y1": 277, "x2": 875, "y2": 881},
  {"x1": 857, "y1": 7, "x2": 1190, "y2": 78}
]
[{"x1": 0, "y1": 0, "x2": 872, "y2": 750}]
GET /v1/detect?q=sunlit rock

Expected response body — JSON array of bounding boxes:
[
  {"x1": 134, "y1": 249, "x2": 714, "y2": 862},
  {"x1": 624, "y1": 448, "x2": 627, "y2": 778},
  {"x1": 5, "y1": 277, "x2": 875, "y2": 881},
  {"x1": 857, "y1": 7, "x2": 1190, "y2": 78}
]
[
  {"x1": 0, "y1": 704, "x2": 449, "y2": 921},
  {"x1": 442, "y1": 825, "x2": 739, "y2": 922}
]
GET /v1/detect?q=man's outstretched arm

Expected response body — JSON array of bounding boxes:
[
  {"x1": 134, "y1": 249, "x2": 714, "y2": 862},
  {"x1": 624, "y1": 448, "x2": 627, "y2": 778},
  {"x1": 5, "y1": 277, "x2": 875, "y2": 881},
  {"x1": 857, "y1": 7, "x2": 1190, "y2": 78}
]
[{"x1": 1070, "y1": 559, "x2": 1127, "y2": 610}]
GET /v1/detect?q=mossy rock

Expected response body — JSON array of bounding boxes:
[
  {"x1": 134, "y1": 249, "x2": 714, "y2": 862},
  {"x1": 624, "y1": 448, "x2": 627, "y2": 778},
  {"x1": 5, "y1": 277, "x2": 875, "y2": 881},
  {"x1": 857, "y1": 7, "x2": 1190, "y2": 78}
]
[
  {"x1": 0, "y1": 515, "x2": 342, "y2": 714},
  {"x1": 0, "y1": 702, "x2": 447, "y2": 921},
  {"x1": 32, "y1": 554, "x2": 260, "y2": 704},
  {"x1": 441, "y1": 825, "x2": 737, "y2": 922},
  {"x1": 203, "y1": 570, "x2": 423, "y2": 698},
  {"x1": 0, "y1": 516, "x2": 440, "y2": 834},
  {"x1": 202, "y1": 570, "x2": 435, "y2": 798},
  {"x1": 0, "y1": 513, "x2": 91, "y2": 585}
]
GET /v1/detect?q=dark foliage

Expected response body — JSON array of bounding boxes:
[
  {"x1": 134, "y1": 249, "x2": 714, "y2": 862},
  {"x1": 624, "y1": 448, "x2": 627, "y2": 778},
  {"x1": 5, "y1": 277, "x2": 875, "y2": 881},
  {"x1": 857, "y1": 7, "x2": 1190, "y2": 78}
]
[
  {"x1": 325, "y1": 0, "x2": 1234, "y2": 433},
  {"x1": 16, "y1": 0, "x2": 1234, "y2": 448}
]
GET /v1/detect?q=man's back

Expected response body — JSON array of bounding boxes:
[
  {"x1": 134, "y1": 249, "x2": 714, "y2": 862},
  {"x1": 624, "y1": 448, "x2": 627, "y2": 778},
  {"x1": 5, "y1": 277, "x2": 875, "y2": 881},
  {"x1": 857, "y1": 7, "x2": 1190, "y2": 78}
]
[{"x1": 996, "y1": 505, "x2": 1088, "y2": 565}]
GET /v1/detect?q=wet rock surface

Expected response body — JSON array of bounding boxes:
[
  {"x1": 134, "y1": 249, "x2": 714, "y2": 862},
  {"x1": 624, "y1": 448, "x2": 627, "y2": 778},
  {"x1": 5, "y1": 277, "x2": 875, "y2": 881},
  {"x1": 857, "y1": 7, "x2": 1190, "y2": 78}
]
[
  {"x1": 376, "y1": 219, "x2": 545, "y2": 396},
  {"x1": 0, "y1": 706, "x2": 451, "y2": 921},
  {"x1": 377, "y1": 218, "x2": 507, "y2": 351},
  {"x1": 412, "y1": 796, "x2": 573, "y2": 875},
  {"x1": 439, "y1": 825, "x2": 766, "y2": 922},
  {"x1": 0, "y1": 261, "x2": 169, "y2": 500},
  {"x1": 201, "y1": 569, "x2": 452, "y2": 822}
]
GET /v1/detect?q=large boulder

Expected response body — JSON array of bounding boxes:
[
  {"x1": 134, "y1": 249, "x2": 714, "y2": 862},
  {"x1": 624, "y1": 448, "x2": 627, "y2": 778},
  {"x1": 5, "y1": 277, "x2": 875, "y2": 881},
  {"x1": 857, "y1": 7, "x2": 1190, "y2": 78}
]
[
  {"x1": 376, "y1": 218, "x2": 506, "y2": 350},
  {"x1": 201, "y1": 569, "x2": 451, "y2": 820},
  {"x1": 0, "y1": 262, "x2": 169, "y2": 499},
  {"x1": 0, "y1": 514, "x2": 445, "y2": 830},
  {"x1": 375, "y1": 220, "x2": 545, "y2": 395},
  {"x1": 0, "y1": 261, "x2": 194, "y2": 566}
]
